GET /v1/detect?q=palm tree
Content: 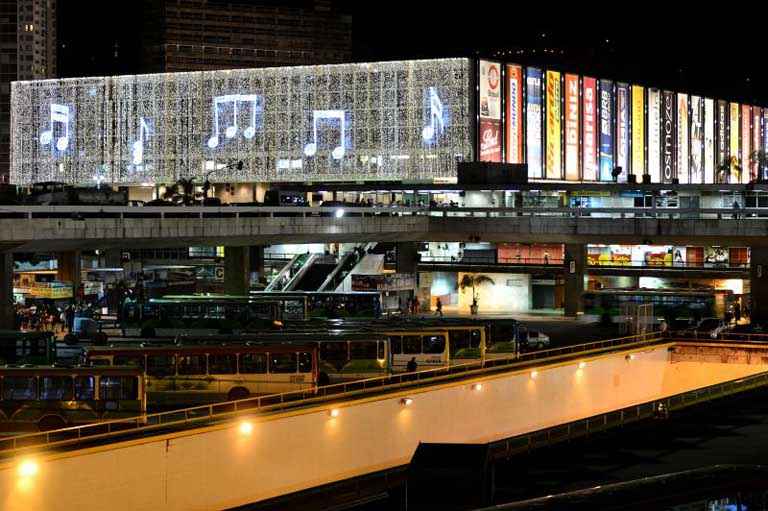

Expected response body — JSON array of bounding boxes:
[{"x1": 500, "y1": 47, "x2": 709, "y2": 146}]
[{"x1": 457, "y1": 274, "x2": 495, "y2": 315}]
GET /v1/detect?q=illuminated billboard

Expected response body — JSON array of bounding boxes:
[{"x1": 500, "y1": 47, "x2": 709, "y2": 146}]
[
  {"x1": 505, "y1": 64, "x2": 524, "y2": 164},
  {"x1": 599, "y1": 79, "x2": 614, "y2": 181},
  {"x1": 753, "y1": 107, "x2": 761, "y2": 181},
  {"x1": 564, "y1": 74, "x2": 580, "y2": 180},
  {"x1": 647, "y1": 89, "x2": 661, "y2": 183},
  {"x1": 690, "y1": 96, "x2": 703, "y2": 184},
  {"x1": 616, "y1": 83, "x2": 629, "y2": 182},
  {"x1": 677, "y1": 94, "x2": 688, "y2": 184},
  {"x1": 526, "y1": 67, "x2": 544, "y2": 178},
  {"x1": 545, "y1": 70, "x2": 562, "y2": 179},
  {"x1": 479, "y1": 60, "x2": 502, "y2": 162},
  {"x1": 704, "y1": 98, "x2": 715, "y2": 183},
  {"x1": 10, "y1": 58, "x2": 473, "y2": 185},
  {"x1": 730, "y1": 102, "x2": 740, "y2": 182},
  {"x1": 717, "y1": 100, "x2": 728, "y2": 183},
  {"x1": 582, "y1": 77, "x2": 598, "y2": 180},
  {"x1": 742, "y1": 104, "x2": 751, "y2": 183},
  {"x1": 631, "y1": 85, "x2": 644, "y2": 177}
]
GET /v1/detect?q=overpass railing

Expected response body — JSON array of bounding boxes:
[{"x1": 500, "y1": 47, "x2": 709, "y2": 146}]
[
  {"x1": 0, "y1": 204, "x2": 768, "y2": 221},
  {"x1": 0, "y1": 331, "x2": 663, "y2": 456}
]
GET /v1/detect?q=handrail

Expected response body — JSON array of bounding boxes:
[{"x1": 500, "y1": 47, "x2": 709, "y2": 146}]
[{"x1": 0, "y1": 331, "x2": 663, "y2": 456}]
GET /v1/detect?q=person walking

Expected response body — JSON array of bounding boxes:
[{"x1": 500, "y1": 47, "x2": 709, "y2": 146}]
[
  {"x1": 733, "y1": 200, "x2": 741, "y2": 220},
  {"x1": 435, "y1": 297, "x2": 443, "y2": 317},
  {"x1": 406, "y1": 356, "x2": 417, "y2": 373},
  {"x1": 412, "y1": 296, "x2": 420, "y2": 315}
]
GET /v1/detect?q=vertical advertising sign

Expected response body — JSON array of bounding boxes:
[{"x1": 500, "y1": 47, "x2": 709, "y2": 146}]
[
  {"x1": 599, "y1": 79, "x2": 614, "y2": 181},
  {"x1": 763, "y1": 109, "x2": 768, "y2": 181},
  {"x1": 730, "y1": 102, "x2": 740, "y2": 182},
  {"x1": 526, "y1": 67, "x2": 543, "y2": 178},
  {"x1": 616, "y1": 83, "x2": 629, "y2": 182},
  {"x1": 631, "y1": 85, "x2": 645, "y2": 177},
  {"x1": 704, "y1": 98, "x2": 715, "y2": 184},
  {"x1": 505, "y1": 64, "x2": 523, "y2": 164},
  {"x1": 647, "y1": 88, "x2": 661, "y2": 183},
  {"x1": 545, "y1": 70, "x2": 562, "y2": 179},
  {"x1": 742, "y1": 104, "x2": 752, "y2": 183},
  {"x1": 753, "y1": 107, "x2": 761, "y2": 181},
  {"x1": 582, "y1": 77, "x2": 597, "y2": 180},
  {"x1": 717, "y1": 100, "x2": 728, "y2": 183},
  {"x1": 690, "y1": 96, "x2": 703, "y2": 184},
  {"x1": 662, "y1": 90, "x2": 676, "y2": 183},
  {"x1": 677, "y1": 94, "x2": 689, "y2": 184},
  {"x1": 478, "y1": 60, "x2": 502, "y2": 162},
  {"x1": 564, "y1": 73, "x2": 580, "y2": 180}
]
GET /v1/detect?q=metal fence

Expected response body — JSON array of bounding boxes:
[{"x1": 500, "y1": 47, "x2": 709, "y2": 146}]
[{"x1": 0, "y1": 331, "x2": 663, "y2": 456}]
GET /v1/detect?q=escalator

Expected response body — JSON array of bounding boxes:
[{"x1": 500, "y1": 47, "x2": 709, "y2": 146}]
[
  {"x1": 264, "y1": 253, "x2": 311, "y2": 292},
  {"x1": 288, "y1": 254, "x2": 337, "y2": 291},
  {"x1": 318, "y1": 243, "x2": 373, "y2": 292}
]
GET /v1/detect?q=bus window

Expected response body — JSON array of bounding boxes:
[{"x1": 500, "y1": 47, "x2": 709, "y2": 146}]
[
  {"x1": 470, "y1": 329, "x2": 482, "y2": 348},
  {"x1": 177, "y1": 354, "x2": 207, "y2": 375},
  {"x1": 40, "y1": 376, "x2": 74, "y2": 400},
  {"x1": 350, "y1": 342, "x2": 377, "y2": 360},
  {"x1": 449, "y1": 331, "x2": 471, "y2": 357},
  {"x1": 90, "y1": 358, "x2": 111, "y2": 366},
  {"x1": 320, "y1": 342, "x2": 348, "y2": 364},
  {"x1": 114, "y1": 354, "x2": 145, "y2": 369},
  {"x1": 3, "y1": 376, "x2": 37, "y2": 400},
  {"x1": 388, "y1": 336, "x2": 402, "y2": 355},
  {"x1": 239, "y1": 353, "x2": 267, "y2": 374},
  {"x1": 74, "y1": 376, "x2": 95, "y2": 400},
  {"x1": 147, "y1": 355, "x2": 175, "y2": 377},
  {"x1": 403, "y1": 335, "x2": 421, "y2": 355},
  {"x1": 422, "y1": 335, "x2": 446, "y2": 354},
  {"x1": 100, "y1": 376, "x2": 139, "y2": 400},
  {"x1": 270, "y1": 352, "x2": 298, "y2": 373},
  {"x1": 209, "y1": 354, "x2": 237, "y2": 374},
  {"x1": 298, "y1": 352, "x2": 313, "y2": 373}
]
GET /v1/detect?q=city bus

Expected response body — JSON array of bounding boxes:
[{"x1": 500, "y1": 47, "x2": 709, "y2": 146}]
[
  {"x1": 83, "y1": 342, "x2": 318, "y2": 406},
  {"x1": 162, "y1": 293, "x2": 310, "y2": 322},
  {"x1": 250, "y1": 291, "x2": 383, "y2": 320},
  {"x1": 0, "y1": 330, "x2": 56, "y2": 365},
  {"x1": 120, "y1": 296, "x2": 284, "y2": 337},
  {"x1": 582, "y1": 288, "x2": 735, "y2": 323},
  {"x1": 0, "y1": 365, "x2": 146, "y2": 431}
]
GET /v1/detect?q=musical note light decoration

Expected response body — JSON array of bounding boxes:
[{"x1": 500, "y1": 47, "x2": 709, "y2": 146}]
[
  {"x1": 10, "y1": 59, "x2": 473, "y2": 185},
  {"x1": 39, "y1": 103, "x2": 71, "y2": 152}
]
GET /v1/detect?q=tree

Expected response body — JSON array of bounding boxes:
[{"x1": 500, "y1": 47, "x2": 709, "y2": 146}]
[{"x1": 457, "y1": 274, "x2": 495, "y2": 314}]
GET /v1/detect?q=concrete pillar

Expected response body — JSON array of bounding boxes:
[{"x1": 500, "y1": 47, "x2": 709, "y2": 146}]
[
  {"x1": 224, "y1": 246, "x2": 250, "y2": 295},
  {"x1": 564, "y1": 244, "x2": 585, "y2": 317},
  {"x1": 396, "y1": 242, "x2": 418, "y2": 274},
  {"x1": 0, "y1": 252, "x2": 13, "y2": 330},
  {"x1": 57, "y1": 250, "x2": 82, "y2": 301},
  {"x1": 751, "y1": 247, "x2": 768, "y2": 323},
  {"x1": 249, "y1": 246, "x2": 265, "y2": 285}
]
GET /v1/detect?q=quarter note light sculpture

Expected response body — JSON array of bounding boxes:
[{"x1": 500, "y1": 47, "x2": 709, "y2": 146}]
[
  {"x1": 40, "y1": 103, "x2": 70, "y2": 152},
  {"x1": 132, "y1": 117, "x2": 152, "y2": 165},
  {"x1": 422, "y1": 87, "x2": 445, "y2": 142}
]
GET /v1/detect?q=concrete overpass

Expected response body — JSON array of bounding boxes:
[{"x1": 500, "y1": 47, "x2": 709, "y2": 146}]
[
  {"x1": 2, "y1": 206, "x2": 768, "y2": 251},
  {"x1": 2, "y1": 334, "x2": 768, "y2": 510}
]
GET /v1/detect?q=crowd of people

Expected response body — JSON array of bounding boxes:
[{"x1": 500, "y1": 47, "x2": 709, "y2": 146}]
[{"x1": 14, "y1": 302, "x2": 97, "y2": 335}]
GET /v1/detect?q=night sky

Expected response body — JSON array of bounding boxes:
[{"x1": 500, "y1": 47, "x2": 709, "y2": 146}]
[{"x1": 58, "y1": 2, "x2": 768, "y2": 105}]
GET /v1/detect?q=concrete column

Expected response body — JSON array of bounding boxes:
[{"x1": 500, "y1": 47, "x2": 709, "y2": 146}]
[
  {"x1": 751, "y1": 247, "x2": 768, "y2": 323},
  {"x1": 0, "y1": 252, "x2": 13, "y2": 330},
  {"x1": 396, "y1": 242, "x2": 418, "y2": 274},
  {"x1": 564, "y1": 244, "x2": 585, "y2": 317},
  {"x1": 57, "y1": 250, "x2": 82, "y2": 301},
  {"x1": 224, "y1": 246, "x2": 250, "y2": 295},
  {"x1": 249, "y1": 246, "x2": 265, "y2": 285}
]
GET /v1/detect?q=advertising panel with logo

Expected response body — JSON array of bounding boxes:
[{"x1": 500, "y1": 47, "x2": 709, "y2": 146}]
[
  {"x1": 764, "y1": 109, "x2": 768, "y2": 181},
  {"x1": 690, "y1": 96, "x2": 703, "y2": 184},
  {"x1": 564, "y1": 74, "x2": 580, "y2": 180},
  {"x1": 526, "y1": 67, "x2": 543, "y2": 178},
  {"x1": 730, "y1": 103, "x2": 740, "y2": 183},
  {"x1": 753, "y1": 107, "x2": 761, "y2": 181},
  {"x1": 631, "y1": 85, "x2": 645, "y2": 177},
  {"x1": 616, "y1": 83, "x2": 629, "y2": 182},
  {"x1": 677, "y1": 94, "x2": 689, "y2": 184},
  {"x1": 717, "y1": 100, "x2": 728, "y2": 183},
  {"x1": 599, "y1": 79, "x2": 614, "y2": 181},
  {"x1": 704, "y1": 98, "x2": 715, "y2": 184},
  {"x1": 662, "y1": 90, "x2": 676, "y2": 183},
  {"x1": 505, "y1": 64, "x2": 524, "y2": 164},
  {"x1": 479, "y1": 60, "x2": 502, "y2": 162},
  {"x1": 545, "y1": 70, "x2": 562, "y2": 179},
  {"x1": 647, "y1": 89, "x2": 661, "y2": 183},
  {"x1": 742, "y1": 104, "x2": 751, "y2": 183}
]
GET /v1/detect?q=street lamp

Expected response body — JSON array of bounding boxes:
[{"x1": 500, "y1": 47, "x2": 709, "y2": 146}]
[{"x1": 202, "y1": 160, "x2": 244, "y2": 200}]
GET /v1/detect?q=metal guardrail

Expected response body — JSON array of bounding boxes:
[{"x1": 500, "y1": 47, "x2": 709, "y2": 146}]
[
  {"x1": 492, "y1": 360, "x2": 768, "y2": 459},
  {"x1": 0, "y1": 331, "x2": 663, "y2": 456},
  {"x1": 0, "y1": 204, "x2": 768, "y2": 221}
]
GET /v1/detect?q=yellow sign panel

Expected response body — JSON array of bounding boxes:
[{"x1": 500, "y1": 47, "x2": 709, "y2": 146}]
[
  {"x1": 546, "y1": 70, "x2": 562, "y2": 179},
  {"x1": 631, "y1": 85, "x2": 644, "y2": 175}
]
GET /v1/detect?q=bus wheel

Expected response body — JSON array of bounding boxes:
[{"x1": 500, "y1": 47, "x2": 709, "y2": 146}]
[
  {"x1": 228, "y1": 387, "x2": 250, "y2": 401},
  {"x1": 37, "y1": 415, "x2": 66, "y2": 432},
  {"x1": 140, "y1": 327, "x2": 156, "y2": 338},
  {"x1": 318, "y1": 372, "x2": 330, "y2": 386},
  {"x1": 63, "y1": 333, "x2": 79, "y2": 346}
]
